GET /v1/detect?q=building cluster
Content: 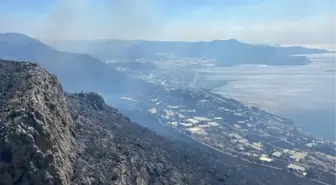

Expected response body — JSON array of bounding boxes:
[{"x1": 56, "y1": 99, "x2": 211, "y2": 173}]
[{"x1": 118, "y1": 83, "x2": 336, "y2": 182}]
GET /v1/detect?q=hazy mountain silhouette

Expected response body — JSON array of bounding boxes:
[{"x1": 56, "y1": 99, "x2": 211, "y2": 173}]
[
  {"x1": 51, "y1": 38, "x2": 330, "y2": 66},
  {"x1": 0, "y1": 33, "x2": 151, "y2": 95}
]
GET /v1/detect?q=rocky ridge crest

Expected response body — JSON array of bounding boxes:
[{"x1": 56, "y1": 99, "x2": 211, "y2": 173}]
[{"x1": 0, "y1": 60, "x2": 76, "y2": 184}]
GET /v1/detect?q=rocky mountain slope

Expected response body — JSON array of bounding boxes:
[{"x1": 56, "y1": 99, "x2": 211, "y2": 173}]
[
  {"x1": 0, "y1": 60, "x2": 232, "y2": 185},
  {"x1": 66, "y1": 93, "x2": 225, "y2": 185},
  {"x1": 0, "y1": 61, "x2": 76, "y2": 184}
]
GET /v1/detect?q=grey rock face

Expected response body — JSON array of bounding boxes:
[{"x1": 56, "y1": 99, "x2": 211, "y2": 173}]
[
  {"x1": 66, "y1": 92, "x2": 203, "y2": 185},
  {"x1": 0, "y1": 60, "x2": 76, "y2": 185}
]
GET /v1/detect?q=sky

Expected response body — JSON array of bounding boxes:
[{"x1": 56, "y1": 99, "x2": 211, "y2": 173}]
[{"x1": 0, "y1": 0, "x2": 335, "y2": 49}]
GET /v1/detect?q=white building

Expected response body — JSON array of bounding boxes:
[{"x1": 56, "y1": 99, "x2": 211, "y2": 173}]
[
  {"x1": 272, "y1": 151, "x2": 282, "y2": 158},
  {"x1": 293, "y1": 152, "x2": 307, "y2": 162},
  {"x1": 259, "y1": 155, "x2": 273, "y2": 162},
  {"x1": 287, "y1": 163, "x2": 306, "y2": 174}
]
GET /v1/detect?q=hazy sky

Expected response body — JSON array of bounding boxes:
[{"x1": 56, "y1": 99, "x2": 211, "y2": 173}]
[{"x1": 0, "y1": 0, "x2": 335, "y2": 48}]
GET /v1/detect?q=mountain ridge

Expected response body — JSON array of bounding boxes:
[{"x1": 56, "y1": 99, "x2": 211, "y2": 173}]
[
  {"x1": 0, "y1": 33, "x2": 152, "y2": 96},
  {"x1": 49, "y1": 37, "x2": 330, "y2": 66},
  {"x1": 0, "y1": 60, "x2": 77, "y2": 184}
]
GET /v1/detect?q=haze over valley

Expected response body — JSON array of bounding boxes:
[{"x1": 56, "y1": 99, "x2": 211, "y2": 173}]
[
  {"x1": 0, "y1": 1, "x2": 335, "y2": 185},
  {"x1": 52, "y1": 38, "x2": 335, "y2": 140}
]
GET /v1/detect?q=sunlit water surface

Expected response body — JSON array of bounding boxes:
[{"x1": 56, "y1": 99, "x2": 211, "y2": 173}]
[{"x1": 195, "y1": 53, "x2": 336, "y2": 140}]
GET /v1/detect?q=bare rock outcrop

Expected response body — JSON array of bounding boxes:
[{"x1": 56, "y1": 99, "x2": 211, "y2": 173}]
[{"x1": 0, "y1": 60, "x2": 76, "y2": 185}]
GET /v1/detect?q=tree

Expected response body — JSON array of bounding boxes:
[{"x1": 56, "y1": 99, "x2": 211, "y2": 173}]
[
  {"x1": 0, "y1": 119, "x2": 12, "y2": 163},
  {"x1": 306, "y1": 168, "x2": 315, "y2": 178}
]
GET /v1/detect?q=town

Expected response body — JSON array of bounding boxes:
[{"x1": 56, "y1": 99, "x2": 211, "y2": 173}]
[
  {"x1": 118, "y1": 87, "x2": 336, "y2": 185},
  {"x1": 109, "y1": 56, "x2": 336, "y2": 185}
]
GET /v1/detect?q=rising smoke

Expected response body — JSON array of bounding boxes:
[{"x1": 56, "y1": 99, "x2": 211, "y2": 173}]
[{"x1": 35, "y1": 0, "x2": 161, "y2": 41}]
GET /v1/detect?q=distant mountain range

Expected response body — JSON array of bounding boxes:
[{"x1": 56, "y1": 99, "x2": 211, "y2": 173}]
[
  {"x1": 0, "y1": 33, "x2": 151, "y2": 95},
  {"x1": 50, "y1": 38, "x2": 330, "y2": 66}
]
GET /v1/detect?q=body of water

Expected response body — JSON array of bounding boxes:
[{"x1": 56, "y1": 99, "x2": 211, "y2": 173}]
[{"x1": 195, "y1": 53, "x2": 335, "y2": 140}]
